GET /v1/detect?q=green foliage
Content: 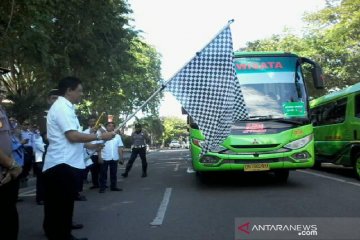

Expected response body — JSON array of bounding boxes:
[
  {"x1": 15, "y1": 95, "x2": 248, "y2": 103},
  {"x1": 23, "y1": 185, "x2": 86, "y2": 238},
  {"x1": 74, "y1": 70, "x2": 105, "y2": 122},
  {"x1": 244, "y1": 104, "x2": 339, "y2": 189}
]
[
  {"x1": 0, "y1": 0, "x2": 162, "y2": 121},
  {"x1": 241, "y1": 0, "x2": 360, "y2": 97},
  {"x1": 161, "y1": 117, "x2": 187, "y2": 146}
]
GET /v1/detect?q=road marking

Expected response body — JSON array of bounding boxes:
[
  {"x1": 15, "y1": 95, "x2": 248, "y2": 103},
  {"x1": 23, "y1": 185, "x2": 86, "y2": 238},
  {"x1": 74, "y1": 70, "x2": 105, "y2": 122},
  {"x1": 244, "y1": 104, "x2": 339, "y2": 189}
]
[
  {"x1": 150, "y1": 188, "x2": 172, "y2": 226},
  {"x1": 19, "y1": 188, "x2": 36, "y2": 195},
  {"x1": 298, "y1": 170, "x2": 360, "y2": 187},
  {"x1": 187, "y1": 167, "x2": 195, "y2": 173},
  {"x1": 174, "y1": 164, "x2": 180, "y2": 171}
]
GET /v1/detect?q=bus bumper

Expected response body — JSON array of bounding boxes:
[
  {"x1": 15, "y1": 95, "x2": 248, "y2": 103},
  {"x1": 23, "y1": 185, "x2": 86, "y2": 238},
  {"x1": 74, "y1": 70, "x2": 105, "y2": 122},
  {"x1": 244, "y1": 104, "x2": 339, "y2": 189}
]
[{"x1": 191, "y1": 142, "x2": 314, "y2": 172}]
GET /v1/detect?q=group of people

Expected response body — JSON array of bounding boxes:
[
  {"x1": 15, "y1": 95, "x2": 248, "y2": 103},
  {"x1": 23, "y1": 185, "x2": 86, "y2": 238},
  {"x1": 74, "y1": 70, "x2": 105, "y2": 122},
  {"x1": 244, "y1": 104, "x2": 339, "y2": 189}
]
[{"x1": 0, "y1": 75, "x2": 150, "y2": 240}]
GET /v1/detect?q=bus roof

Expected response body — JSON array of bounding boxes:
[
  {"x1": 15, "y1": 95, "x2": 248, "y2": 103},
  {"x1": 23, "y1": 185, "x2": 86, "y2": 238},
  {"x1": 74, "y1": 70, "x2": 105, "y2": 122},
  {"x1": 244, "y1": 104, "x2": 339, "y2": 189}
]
[
  {"x1": 234, "y1": 51, "x2": 299, "y2": 58},
  {"x1": 310, "y1": 82, "x2": 360, "y2": 108}
]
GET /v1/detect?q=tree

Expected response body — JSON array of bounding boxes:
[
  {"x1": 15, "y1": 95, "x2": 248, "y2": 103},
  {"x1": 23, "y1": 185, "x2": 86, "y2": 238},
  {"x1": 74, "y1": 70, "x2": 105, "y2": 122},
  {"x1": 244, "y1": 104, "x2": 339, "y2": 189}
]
[
  {"x1": 161, "y1": 117, "x2": 187, "y2": 146},
  {"x1": 0, "y1": 0, "x2": 162, "y2": 122},
  {"x1": 241, "y1": 0, "x2": 360, "y2": 95}
]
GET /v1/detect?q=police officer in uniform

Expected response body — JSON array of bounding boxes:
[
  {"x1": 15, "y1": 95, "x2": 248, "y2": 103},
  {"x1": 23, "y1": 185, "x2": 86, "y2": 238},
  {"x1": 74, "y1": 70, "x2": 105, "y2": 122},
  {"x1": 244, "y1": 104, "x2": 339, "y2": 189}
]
[
  {"x1": 121, "y1": 123, "x2": 150, "y2": 178},
  {"x1": 0, "y1": 68, "x2": 23, "y2": 240}
]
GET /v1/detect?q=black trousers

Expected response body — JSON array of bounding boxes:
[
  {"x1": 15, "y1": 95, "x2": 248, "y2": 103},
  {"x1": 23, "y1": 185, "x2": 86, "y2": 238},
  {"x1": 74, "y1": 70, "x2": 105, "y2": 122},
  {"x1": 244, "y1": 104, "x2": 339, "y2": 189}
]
[
  {"x1": 90, "y1": 155, "x2": 100, "y2": 187},
  {"x1": 125, "y1": 147, "x2": 147, "y2": 174},
  {"x1": 22, "y1": 146, "x2": 34, "y2": 178},
  {"x1": 34, "y1": 162, "x2": 44, "y2": 202},
  {"x1": 43, "y1": 164, "x2": 79, "y2": 240},
  {"x1": 0, "y1": 179, "x2": 20, "y2": 240},
  {"x1": 99, "y1": 160, "x2": 118, "y2": 189}
]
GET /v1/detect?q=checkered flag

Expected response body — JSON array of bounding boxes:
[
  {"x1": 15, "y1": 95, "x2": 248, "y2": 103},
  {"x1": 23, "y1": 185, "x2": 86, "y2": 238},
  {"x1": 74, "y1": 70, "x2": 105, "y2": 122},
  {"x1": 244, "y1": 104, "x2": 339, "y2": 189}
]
[{"x1": 166, "y1": 24, "x2": 248, "y2": 154}]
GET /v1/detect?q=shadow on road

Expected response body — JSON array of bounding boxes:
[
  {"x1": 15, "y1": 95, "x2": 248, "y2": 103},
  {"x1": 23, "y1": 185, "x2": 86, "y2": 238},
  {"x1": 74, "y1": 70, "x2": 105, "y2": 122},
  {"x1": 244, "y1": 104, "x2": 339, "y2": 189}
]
[
  {"x1": 193, "y1": 171, "x2": 302, "y2": 189},
  {"x1": 313, "y1": 164, "x2": 356, "y2": 180}
]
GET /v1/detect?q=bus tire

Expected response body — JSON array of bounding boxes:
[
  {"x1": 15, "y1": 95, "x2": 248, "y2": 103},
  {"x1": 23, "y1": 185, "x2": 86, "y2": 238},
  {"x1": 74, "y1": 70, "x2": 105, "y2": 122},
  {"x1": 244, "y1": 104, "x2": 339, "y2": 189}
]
[
  {"x1": 273, "y1": 169, "x2": 289, "y2": 183},
  {"x1": 352, "y1": 152, "x2": 360, "y2": 180},
  {"x1": 312, "y1": 161, "x2": 322, "y2": 169}
]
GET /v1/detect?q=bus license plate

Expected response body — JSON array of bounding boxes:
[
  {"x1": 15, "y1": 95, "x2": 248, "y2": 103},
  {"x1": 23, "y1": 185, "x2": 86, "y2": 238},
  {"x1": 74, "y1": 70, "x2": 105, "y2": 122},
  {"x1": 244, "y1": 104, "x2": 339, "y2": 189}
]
[{"x1": 244, "y1": 163, "x2": 270, "y2": 172}]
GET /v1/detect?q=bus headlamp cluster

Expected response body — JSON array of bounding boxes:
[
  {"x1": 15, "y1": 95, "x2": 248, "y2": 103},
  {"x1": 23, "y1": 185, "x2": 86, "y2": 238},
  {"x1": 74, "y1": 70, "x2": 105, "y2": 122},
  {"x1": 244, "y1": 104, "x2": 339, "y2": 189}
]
[{"x1": 284, "y1": 135, "x2": 313, "y2": 150}]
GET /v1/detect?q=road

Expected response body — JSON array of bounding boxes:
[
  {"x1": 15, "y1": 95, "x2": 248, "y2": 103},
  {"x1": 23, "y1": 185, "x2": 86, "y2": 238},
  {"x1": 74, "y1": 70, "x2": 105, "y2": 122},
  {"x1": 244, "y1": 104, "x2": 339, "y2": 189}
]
[{"x1": 17, "y1": 149, "x2": 360, "y2": 240}]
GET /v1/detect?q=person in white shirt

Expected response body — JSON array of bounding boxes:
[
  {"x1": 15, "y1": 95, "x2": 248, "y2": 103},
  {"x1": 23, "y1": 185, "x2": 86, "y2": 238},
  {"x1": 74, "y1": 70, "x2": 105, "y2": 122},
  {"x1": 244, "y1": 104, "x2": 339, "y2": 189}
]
[
  {"x1": 83, "y1": 116, "x2": 102, "y2": 189},
  {"x1": 98, "y1": 122, "x2": 124, "y2": 193},
  {"x1": 42, "y1": 77, "x2": 115, "y2": 240}
]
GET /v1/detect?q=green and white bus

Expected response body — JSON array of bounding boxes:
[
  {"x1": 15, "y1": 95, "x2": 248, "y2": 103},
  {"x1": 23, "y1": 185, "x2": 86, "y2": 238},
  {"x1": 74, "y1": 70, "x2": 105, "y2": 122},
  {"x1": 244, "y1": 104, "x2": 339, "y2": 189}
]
[
  {"x1": 185, "y1": 52, "x2": 324, "y2": 182},
  {"x1": 310, "y1": 83, "x2": 360, "y2": 179}
]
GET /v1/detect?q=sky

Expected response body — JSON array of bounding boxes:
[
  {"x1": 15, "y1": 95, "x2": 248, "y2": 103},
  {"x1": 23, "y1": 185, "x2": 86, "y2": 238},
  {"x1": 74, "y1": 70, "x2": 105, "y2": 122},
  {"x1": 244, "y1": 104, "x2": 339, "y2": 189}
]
[{"x1": 128, "y1": 0, "x2": 326, "y2": 119}]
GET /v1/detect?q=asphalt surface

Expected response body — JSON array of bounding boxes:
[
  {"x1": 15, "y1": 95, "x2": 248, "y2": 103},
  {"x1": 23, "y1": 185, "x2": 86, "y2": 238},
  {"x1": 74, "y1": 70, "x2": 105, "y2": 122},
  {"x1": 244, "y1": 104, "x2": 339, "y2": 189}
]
[{"x1": 17, "y1": 149, "x2": 360, "y2": 240}]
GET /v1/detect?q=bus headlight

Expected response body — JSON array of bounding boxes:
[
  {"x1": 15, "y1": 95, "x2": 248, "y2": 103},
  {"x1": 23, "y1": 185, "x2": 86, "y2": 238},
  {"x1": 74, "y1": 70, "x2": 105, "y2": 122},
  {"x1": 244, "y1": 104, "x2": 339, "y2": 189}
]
[{"x1": 284, "y1": 135, "x2": 313, "y2": 150}]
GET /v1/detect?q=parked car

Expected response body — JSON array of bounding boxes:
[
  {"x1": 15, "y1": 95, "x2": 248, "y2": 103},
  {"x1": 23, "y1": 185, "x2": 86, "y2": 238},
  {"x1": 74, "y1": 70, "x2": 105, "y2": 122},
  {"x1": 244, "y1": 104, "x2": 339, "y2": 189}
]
[{"x1": 169, "y1": 140, "x2": 181, "y2": 149}]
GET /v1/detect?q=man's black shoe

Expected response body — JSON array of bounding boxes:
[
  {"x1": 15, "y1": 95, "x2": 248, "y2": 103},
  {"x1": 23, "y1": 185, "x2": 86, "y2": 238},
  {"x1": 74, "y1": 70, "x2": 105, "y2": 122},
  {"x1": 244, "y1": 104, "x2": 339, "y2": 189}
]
[
  {"x1": 70, "y1": 235, "x2": 88, "y2": 240},
  {"x1": 75, "y1": 195, "x2": 87, "y2": 201},
  {"x1": 99, "y1": 189, "x2": 105, "y2": 193},
  {"x1": 89, "y1": 185, "x2": 99, "y2": 189},
  {"x1": 141, "y1": 172, "x2": 147, "y2": 178},
  {"x1": 121, "y1": 172, "x2": 128, "y2": 178},
  {"x1": 71, "y1": 222, "x2": 84, "y2": 230},
  {"x1": 110, "y1": 187, "x2": 123, "y2": 191}
]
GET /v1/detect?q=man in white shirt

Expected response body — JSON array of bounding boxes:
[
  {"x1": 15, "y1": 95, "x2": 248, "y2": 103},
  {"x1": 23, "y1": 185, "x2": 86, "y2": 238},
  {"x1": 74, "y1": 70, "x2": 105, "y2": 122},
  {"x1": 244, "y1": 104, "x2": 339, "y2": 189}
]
[
  {"x1": 98, "y1": 122, "x2": 124, "y2": 193},
  {"x1": 83, "y1": 116, "x2": 102, "y2": 189},
  {"x1": 42, "y1": 77, "x2": 115, "y2": 240}
]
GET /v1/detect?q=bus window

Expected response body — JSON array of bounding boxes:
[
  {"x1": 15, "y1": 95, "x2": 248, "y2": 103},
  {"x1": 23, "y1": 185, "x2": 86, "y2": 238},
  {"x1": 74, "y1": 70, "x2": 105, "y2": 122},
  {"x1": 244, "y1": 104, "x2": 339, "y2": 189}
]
[
  {"x1": 355, "y1": 94, "x2": 360, "y2": 118},
  {"x1": 313, "y1": 98, "x2": 347, "y2": 126}
]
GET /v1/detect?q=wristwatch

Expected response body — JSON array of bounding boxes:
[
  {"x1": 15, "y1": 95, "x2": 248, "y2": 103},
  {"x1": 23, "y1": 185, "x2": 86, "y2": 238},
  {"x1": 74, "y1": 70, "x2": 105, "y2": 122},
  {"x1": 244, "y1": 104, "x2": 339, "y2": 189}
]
[
  {"x1": 96, "y1": 132, "x2": 102, "y2": 141},
  {"x1": 8, "y1": 160, "x2": 19, "y2": 170}
]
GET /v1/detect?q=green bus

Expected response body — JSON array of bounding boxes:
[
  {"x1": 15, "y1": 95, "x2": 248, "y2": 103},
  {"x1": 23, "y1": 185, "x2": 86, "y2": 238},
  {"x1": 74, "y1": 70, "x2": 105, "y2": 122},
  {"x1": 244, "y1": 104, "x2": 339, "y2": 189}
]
[
  {"x1": 310, "y1": 83, "x2": 360, "y2": 179},
  {"x1": 185, "y1": 52, "x2": 324, "y2": 182}
]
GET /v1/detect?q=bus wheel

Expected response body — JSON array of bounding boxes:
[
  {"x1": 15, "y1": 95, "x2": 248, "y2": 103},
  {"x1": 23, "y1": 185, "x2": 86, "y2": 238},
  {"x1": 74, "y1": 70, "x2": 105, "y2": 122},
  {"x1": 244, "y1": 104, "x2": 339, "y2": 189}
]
[
  {"x1": 312, "y1": 161, "x2": 322, "y2": 169},
  {"x1": 353, "y1": 153, "x2": 360, "y2": 180},
  {"x1": 273, "y1": 170, "x2": 289, "y2": 183}
]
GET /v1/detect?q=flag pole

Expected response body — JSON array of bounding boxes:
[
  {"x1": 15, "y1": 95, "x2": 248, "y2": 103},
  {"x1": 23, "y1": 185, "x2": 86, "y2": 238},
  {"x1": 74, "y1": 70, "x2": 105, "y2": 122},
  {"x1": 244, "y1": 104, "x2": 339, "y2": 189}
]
[{"x1": 114, "y1": 19, "x2": 235, "y2": 131}]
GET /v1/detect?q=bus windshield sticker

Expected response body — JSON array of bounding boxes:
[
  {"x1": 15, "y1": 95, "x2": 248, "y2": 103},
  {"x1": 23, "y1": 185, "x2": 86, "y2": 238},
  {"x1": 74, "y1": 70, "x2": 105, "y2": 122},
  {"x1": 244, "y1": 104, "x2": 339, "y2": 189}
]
[
  {"x1": 282, "y1": 102, "x2": 306, "y2": 118},
  {"x1": 243, "y1": 123, "x2": 267, "y2": 133}
]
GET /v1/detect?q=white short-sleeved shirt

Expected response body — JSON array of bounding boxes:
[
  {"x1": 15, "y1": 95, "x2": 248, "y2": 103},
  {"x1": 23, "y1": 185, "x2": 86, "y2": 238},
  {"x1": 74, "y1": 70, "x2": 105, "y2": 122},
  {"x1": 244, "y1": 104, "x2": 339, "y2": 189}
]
[
  {"x1": 83, "y1": 128, "x2": 101, "y2": 157},
  {"x1": 43, "y1": 96, "x2": 85, "y2": 171},
  {"x1": 101, "y1": 134, "x2": 123, "y2": 161}
]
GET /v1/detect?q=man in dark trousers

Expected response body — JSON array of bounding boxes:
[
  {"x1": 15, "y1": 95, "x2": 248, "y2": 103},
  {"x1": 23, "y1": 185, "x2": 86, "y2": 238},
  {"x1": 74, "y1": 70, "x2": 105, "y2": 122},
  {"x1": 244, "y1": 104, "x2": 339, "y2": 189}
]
[
  {"x1": 0, "y1": 71, "x2": 23, "y2": 240},
  {"x1": 121, "y1": 123, "x2": 150, "y2": 178},
  {"x1": 42, "y1": 77, "x2": 115, "y2": 240}
]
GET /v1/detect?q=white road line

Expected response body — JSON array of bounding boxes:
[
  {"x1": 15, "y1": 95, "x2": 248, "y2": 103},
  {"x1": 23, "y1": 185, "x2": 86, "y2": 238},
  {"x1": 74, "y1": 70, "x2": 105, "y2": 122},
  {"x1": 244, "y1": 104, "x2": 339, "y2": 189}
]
[
  {"x1": 187, "y1": 167, "x2": 195, "y2": 173},
  {"x1": 174, "y1": 164, "x2": 180, "y2": 171},
  {"x1": 150, "y1": 188, "x2": 172, "y2": 226},
  {"x1": 19, "y1": 188, "x2": 36, "y2": 195},
  {"x1": 298, "y1": 170, "x2": 360, "y2": 187},
  {"x1": 19, "y1": 193, "x2": 36, "y2": 197}
]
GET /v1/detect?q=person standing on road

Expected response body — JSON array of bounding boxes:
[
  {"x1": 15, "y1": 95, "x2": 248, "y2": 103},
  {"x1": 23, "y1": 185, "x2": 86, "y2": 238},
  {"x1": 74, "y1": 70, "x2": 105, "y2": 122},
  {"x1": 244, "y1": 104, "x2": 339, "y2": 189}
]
[
  {"x1": 83, "y1": 116, "x2": 102, "y2": 190},
  {"x1": 34, "y1": 89, "x2": 59, "y2": 206},
  {"x1": 42, "y1": 76, "x2": 115, "y2": 240},
  {"x1": 0, "y1": 81, "x2": 23, "y2": 240},
  {"x1": 121, "y1": 123, "x2": 150, "y2": 178},
  {"x1": 98, "y1": 122, "x2": 124, "y2": 193}
]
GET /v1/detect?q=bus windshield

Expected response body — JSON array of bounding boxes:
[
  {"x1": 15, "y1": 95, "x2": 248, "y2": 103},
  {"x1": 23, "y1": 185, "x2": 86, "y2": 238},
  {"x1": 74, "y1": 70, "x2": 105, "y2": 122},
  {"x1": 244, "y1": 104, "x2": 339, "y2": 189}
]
[{"x1": 235, "y1": 56, "x2": 308, "y2": 120}]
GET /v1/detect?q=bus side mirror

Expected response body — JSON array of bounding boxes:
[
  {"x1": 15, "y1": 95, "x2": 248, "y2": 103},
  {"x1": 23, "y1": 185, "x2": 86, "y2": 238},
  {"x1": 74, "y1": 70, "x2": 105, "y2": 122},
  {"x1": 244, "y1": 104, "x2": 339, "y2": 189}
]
[
  {"x1": 301, "y1": 57, "x2": 325, "y2": 90},
  {"x1": 312, "y1": 64, "x2": 325, "y2": 89}
]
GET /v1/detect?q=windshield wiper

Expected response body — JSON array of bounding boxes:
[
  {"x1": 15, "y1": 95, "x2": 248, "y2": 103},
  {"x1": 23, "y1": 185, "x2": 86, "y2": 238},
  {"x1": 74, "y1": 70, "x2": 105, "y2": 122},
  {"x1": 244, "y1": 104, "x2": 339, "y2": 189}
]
[
  {"x1": 247, "y1": 116, "x2": 305, "y2": 125},
  {"x1": 271, "y1": 117, "x2": 305, "y2": 125},
  {"x1": 248, "y1": 115, "x2": 274, "y2": 120}
]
